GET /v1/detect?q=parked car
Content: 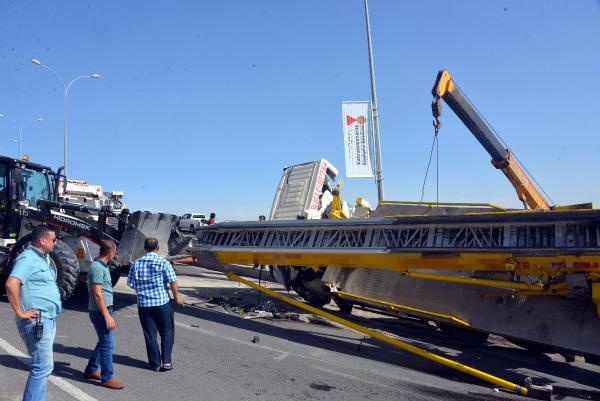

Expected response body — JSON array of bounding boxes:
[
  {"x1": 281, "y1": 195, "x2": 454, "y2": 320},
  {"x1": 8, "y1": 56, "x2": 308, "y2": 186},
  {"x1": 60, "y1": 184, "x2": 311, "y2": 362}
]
[{"x1": 179, "y1": 213, "x2": 207, "y2": 233}]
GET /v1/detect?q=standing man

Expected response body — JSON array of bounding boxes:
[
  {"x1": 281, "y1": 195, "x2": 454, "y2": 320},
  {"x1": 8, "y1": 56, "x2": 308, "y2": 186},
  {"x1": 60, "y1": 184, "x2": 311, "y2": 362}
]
[
  {"x1": 6, "y1": 225, "x2": 61, "y2": 401},
  {"x1": 207, "y1": 212, "x2": 216, "y2": 225},
  {"x1": 127, "y1": 237, "x2": 183, "y2": 372},
  {"x1": 83, "y1": 239, "x2": 124, "y2": 390}
]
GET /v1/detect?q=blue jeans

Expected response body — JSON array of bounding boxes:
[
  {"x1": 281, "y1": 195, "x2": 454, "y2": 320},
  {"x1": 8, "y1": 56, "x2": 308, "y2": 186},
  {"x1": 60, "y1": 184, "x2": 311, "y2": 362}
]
[
  {"x1": 16, "y1": 316, "x2": 56, "y2": 401},
  {"x1": 85, "y1": 308, "x2": 114, "y2": 382},
  {"x1": 138, "y1": 302, "x2": 174, "y2": 368}
]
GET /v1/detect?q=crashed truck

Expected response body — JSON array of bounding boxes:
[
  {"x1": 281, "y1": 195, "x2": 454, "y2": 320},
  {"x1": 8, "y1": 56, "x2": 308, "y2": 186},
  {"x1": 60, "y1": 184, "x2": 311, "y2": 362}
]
[
  {"x1": 0, "y1": 155, "x2": 187, "y2": 301},
  {"x1": 191, "y1": 71, "x2": 600, "y2": 366}
]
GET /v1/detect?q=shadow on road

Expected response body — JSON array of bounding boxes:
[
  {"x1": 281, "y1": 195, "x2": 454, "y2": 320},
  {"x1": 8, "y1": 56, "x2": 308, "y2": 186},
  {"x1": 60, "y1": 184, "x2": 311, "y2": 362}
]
[
  {"x1": 172, "y1": 284, "x2": 600, "y2": 397},
  {"x1": 6, "y1": 265, "x2": 597, "y2": 399},
  {"x1": 53, "y1": 343, "x2": 148, "y2": 371}
]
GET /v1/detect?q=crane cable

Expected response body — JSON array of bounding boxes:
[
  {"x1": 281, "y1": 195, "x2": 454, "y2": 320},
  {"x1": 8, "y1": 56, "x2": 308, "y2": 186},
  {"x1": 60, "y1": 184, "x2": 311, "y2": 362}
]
[{"x1": 419, "y1": 124, "x2": 440, "y2": 205}]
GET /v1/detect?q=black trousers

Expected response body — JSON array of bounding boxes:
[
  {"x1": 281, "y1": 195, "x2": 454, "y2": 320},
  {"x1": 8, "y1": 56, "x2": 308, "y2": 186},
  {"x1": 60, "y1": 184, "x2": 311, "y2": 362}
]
[{"x1": 137, "y1": 302, "x2": 174, "y2": 368}]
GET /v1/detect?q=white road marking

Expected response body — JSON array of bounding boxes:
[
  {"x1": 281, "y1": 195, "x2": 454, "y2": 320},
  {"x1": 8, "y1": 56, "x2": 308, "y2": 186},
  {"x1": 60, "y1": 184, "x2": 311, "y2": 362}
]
[
  {"x1": 273, "y1": 352, "x2": 289, "y2": 361},
  {"x1": 174, "y1": 320, "x2": 323, "y2": 362},
  {"x1": 0, "y1": 335, "x2": 99, "y2": 401}
]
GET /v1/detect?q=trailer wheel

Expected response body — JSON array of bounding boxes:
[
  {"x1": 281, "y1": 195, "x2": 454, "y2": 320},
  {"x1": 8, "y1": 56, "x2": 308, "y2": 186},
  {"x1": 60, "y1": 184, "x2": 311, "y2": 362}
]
[{"x1": 8, "y1": 235, "x2": 80, "y2": 302}]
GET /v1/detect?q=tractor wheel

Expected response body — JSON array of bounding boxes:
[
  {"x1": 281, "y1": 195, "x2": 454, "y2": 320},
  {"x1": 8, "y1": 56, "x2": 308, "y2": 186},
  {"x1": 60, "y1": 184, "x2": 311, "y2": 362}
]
[
  {"x1": 9, "y1": 235, "x2": 80, "y2": 302},
  {"x1": 109, "y1": 262, "x2": 122, "y2": 287},
  {"x1": 48, "y1": 240, "x2": 80, "y2": 302},
  {"x1": 0, "y1": 273, "x2": 6, "y2": 297}
]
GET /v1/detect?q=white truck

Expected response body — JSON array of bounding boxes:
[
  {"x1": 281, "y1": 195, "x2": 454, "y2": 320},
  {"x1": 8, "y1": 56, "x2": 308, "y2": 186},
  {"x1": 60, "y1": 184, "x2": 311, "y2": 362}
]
[
  {"x1": 179, "y1": 213, "x2": 207, "y2": 233},
  {"x1": 270, "y1": 159, "x2": 340, "y2": 221}
]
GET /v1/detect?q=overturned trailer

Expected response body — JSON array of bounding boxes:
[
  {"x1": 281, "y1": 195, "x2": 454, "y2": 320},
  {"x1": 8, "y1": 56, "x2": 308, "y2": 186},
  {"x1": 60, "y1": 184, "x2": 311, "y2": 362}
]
[
  {"x1": 192, "y1": 208, "x2": 600, "y2": 364},
  {"x1": 189, "y1": 156, "x2": 600, "y2": 366}
]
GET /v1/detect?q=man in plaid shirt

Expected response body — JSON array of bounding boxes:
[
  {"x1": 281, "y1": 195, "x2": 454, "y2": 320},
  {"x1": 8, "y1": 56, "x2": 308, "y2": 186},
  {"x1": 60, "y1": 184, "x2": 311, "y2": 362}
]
[{"x1": 128, "y1": 237, "x2": 183, "y2": 371}]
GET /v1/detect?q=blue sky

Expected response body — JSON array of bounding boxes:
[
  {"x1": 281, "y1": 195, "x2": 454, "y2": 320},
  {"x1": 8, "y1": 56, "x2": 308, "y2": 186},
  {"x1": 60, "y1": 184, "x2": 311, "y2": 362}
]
[{"x1": 1, "y1": 1, "x2": 599, "y2": 220}]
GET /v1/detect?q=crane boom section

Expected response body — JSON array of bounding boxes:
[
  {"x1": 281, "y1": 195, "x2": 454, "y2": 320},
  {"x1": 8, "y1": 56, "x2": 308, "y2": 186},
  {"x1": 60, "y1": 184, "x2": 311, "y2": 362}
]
[{"x1": 432, "y1": 69, "x2": 550, "y2": 210}]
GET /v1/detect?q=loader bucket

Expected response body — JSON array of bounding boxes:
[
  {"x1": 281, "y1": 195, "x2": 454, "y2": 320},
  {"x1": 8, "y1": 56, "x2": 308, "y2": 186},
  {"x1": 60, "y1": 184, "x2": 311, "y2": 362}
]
[{"x1": 114, "y1": 211, "x2": 181, "y2": 266}]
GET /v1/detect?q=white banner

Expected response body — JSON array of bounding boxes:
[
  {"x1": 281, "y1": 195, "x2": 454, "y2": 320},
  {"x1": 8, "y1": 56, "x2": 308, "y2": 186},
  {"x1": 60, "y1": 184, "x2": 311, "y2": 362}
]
[{"x1": 342, "y1": 101, "x2": 373, "y2": 177}]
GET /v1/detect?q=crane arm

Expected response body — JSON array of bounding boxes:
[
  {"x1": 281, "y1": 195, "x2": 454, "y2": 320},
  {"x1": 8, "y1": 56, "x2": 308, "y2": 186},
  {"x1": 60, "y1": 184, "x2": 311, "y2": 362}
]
[{"x1": 431, "y1": 69, "x2": 550, "y2": 210}]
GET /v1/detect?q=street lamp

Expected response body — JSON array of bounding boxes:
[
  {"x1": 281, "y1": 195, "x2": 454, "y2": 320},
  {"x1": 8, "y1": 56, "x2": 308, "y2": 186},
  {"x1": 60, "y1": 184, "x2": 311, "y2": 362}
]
[
  {"x1": 0, "y1": 114, "x2": 44, "y2": 158},
  {"x1": 31, "y1": 58, "x2": 100, "y2": 175}
]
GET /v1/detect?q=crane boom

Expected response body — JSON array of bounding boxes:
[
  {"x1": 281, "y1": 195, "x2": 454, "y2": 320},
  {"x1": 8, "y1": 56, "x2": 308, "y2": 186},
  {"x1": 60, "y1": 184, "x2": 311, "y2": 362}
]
[{"x1": 431, "y1": 69, "x2": 550, "y2": 210}]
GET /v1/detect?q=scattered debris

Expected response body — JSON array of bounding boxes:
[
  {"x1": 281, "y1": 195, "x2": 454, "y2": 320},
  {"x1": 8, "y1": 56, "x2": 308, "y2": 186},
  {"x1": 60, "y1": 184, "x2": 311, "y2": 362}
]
[{"x1": 257, "y1": 300, "x2": 278, "y2": 313}]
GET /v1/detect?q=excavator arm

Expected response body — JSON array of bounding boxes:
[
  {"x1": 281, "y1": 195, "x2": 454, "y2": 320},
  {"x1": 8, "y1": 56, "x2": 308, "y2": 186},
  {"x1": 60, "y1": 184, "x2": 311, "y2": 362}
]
[{"x1": 431, "y1": 69, "x2": 550, "y2": 210}]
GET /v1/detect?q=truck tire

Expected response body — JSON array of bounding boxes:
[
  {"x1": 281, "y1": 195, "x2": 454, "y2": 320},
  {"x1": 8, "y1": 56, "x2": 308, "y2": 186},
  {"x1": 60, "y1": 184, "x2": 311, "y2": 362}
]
[
  {"x1": 290, "y1": 268, "x2": 332, "y2": 307},
  {"x1": 8, "y1": 235, "x2": 80, "y2": 302},
  {"x1": 332, "y1": 295, "x2": 354, "y2": 314},
  {"x1": 291, "y1": 279, "x2": 332, "y2": 307}
]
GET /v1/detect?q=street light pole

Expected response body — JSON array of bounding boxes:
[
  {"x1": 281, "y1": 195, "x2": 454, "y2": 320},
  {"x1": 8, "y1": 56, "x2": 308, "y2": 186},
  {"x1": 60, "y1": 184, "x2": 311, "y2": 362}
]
[
  {"x1": 0, "y1": 114, "x2": 44, "y2": 158},
  {"x1": 31, "y1": 59, "x2": 100, "y2": 175},
  {"x1": 364, "y1": 0, "x2": 384, "y2": 203}
]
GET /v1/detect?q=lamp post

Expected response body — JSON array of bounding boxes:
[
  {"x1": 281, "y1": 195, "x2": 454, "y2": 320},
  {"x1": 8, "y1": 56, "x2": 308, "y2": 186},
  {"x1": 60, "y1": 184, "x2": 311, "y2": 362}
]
[
  {"x1": 31, "y1": 58, "x2": 100, "y2": 175},
  {"x1": 0, "y1": 114, "x2": 44, "y2": 158}
]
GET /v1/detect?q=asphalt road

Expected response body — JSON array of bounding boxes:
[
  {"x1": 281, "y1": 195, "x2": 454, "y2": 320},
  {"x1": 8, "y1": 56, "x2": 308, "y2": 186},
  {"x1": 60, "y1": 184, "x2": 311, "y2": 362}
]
[{"x1": 1, "y1": 264, "x2": 599, "y2": 401}]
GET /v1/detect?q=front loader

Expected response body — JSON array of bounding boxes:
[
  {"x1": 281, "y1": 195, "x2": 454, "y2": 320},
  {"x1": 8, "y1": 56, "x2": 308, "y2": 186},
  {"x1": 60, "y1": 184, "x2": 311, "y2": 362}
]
[{"x1": 0, "y1": 155, "x2": 186, "y2": 301}]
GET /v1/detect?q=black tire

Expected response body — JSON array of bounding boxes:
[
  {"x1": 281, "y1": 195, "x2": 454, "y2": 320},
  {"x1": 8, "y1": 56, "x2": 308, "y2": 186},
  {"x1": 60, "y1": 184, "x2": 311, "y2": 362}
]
[
  {"x1": 8, "y1": 235, "x2": 80, "y2": 302},
  {"x1": 332, "y1": 295, "x2": 354, "y2": 314},
  {"x1": 291, "y1": 278, "x2": 332, "y2": 307},
  {"x1": 109, "y1": 262, "x2": 122, "y2": 287},
  {"x1": 437, "y1": 322, "x2": 490, "y2": 344},
  {"x1": 190, "y1": 224, "x2": 196, "y2": 233},
  {"x1": 289, "y1": 268, "x2": 332, "y2": 307},
  {"x1": 291, "y1": 280, "x2": 331, "y2": 307},
  {"x1": 0, "y1": 274, "x2": 7, "y2": 298},
  {"x1": 49, "y1": 240, "x2": 80, "y2": 302}
]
